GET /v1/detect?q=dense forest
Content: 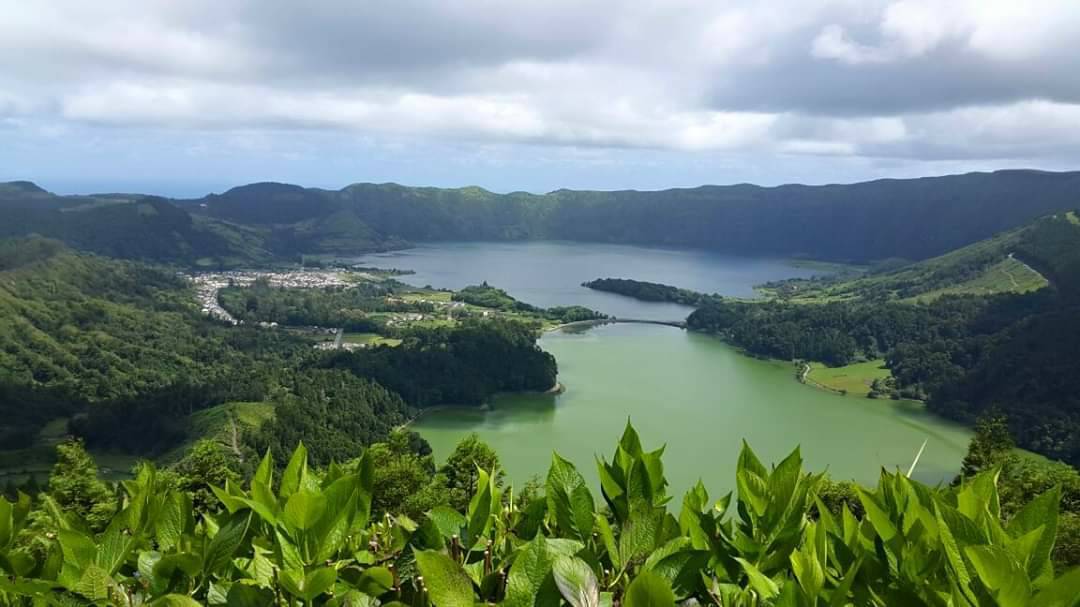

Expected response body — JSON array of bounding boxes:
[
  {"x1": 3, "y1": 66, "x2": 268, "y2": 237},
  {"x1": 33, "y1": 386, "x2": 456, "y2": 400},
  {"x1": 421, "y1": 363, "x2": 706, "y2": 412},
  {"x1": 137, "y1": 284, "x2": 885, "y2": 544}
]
[
  {"x1": 453, "y1": 283, "x2": 607, "y2": 323},
  {"x1": 0, "y1": 238, "x2": 302, "y2": 450},
  {"x1": 583, "y1": 278, "x2": 716, "y2": 307},
  {"x1": 683, "y1": 212, "x2": 1080, "y2": 465},
  {"x1": 6, "y1": 170, "x2": 1080, "y2": 267},
  {"x1": 0, "y1": 239, "x2": 557, "y2": 462}
]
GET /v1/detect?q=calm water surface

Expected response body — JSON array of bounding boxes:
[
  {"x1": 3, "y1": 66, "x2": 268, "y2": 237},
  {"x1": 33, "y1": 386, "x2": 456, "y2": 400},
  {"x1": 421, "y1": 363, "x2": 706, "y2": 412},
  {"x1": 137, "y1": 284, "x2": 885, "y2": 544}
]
[
  {"x1": 353, "y1": 241, "x2": 821, "y2": 320},
  {"x1": 356, "y1": 242, "x2": 971, "y2": 495}
]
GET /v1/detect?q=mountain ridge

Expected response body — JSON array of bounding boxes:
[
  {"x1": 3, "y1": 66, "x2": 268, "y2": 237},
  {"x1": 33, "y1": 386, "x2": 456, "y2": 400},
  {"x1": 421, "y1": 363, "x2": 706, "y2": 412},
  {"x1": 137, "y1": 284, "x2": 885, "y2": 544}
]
[{"x1": 5, "y1": 168, "x2": 1080, "y2": 265}]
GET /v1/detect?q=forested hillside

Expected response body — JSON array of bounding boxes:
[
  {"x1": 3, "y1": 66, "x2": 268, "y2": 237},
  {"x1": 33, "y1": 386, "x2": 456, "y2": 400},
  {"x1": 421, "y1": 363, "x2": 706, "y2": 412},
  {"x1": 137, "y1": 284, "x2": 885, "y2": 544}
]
[
  {"x1": 0, "y1": 239, "x2": 556, "y2": 466},
  {"x1": 684, "y1": 212, "x2": 1080, "y2": 465},
  {"x1": 0, "y1": 238, "x2": 304, "y2": 451},
  {"x1": 0, "y1": 186, "x2": 273, "y2": 266},
  {"x1": 6, "y1": 169, "x2": 1080, "y2": 265}
]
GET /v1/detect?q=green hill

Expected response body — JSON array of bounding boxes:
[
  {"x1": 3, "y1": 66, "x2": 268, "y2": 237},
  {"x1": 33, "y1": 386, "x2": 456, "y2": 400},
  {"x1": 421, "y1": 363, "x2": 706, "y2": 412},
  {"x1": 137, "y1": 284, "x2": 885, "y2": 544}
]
[
  {"x1": 190, "y1": 169, "x2": 1080, "y2": 263},
  {"x1": 7, "y1": 170, "x2": 1080, "y2": 265},
  {"x1": 0, "y1": 184, "x2": 274, "y2": 266},
  {"x1": 768, "y1": 214, "x2": 1070, "y2": 302}
]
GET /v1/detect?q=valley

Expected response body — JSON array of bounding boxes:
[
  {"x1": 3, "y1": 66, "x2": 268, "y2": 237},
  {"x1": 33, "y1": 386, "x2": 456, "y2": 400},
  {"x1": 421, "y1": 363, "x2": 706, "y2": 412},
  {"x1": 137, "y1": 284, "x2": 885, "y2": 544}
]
[{"x1": 3, "y1": 176, "x2": 1080, "y2": 602}]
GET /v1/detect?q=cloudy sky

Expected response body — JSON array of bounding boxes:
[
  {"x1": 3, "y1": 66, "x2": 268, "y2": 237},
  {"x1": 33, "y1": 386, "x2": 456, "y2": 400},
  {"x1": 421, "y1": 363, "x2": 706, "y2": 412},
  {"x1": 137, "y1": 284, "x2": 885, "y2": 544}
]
[{"x1": 3, "y1": 1, "x2": 1080, "y2": 196}]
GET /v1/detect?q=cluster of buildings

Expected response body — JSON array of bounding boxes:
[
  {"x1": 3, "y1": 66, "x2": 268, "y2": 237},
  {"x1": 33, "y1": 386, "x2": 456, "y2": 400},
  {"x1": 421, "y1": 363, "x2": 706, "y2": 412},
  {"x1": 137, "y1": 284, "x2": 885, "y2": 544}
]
[{"x1": 187, "y1": 270, "x2": 353, "y2": 324}]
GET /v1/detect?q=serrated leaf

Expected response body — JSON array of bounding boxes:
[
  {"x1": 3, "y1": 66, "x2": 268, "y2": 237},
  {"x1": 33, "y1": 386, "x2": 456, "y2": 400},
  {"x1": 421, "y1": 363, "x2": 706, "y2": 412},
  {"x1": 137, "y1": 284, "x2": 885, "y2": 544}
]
[
  {"x1": 427, "y1": 506, "x2": 468, "y2": 542},
  {"x1": 547, "y1": 452, "x2": 595, "y2": 541},
  {"x1": 505, "y1": 534, "x2": 561, "y2": 607},
  {"x1": 156, "y1": 491, "x2": 190, "y2": 551},
  {"x1": 73, "y1": 563, "x2": 113, "y2": 601}
]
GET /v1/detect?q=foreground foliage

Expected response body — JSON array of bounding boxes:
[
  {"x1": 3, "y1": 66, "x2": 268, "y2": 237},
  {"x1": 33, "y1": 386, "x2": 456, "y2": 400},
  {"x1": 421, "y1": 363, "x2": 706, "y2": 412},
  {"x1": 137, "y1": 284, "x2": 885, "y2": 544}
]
[{"x1": 2, "y1": 425, "x2": 1079, "y2": 606}]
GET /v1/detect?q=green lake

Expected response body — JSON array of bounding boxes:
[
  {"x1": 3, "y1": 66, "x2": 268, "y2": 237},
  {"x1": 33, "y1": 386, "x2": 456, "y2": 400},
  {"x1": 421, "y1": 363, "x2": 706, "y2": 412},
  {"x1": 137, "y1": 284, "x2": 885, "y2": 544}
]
[
  {"x1": 355, "y1": 242, "x2": 973, "y2": 496},
  {"x1": 415, "y1": 323, "x2": 971, "y2": 496}
]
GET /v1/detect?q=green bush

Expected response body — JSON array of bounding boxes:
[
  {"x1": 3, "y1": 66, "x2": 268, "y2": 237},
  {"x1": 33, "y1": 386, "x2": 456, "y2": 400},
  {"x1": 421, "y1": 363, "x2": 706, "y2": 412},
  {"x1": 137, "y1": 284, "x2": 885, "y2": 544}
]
[{"x1": 1, "y1": 424, "x2": 1079, "y2": 605}]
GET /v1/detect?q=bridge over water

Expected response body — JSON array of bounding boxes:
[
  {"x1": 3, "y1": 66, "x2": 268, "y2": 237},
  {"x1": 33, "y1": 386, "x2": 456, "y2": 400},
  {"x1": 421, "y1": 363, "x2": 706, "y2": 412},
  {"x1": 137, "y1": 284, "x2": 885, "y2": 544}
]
[{"x1": 552, "y1": 318, "x2": 687, "y2": 331}]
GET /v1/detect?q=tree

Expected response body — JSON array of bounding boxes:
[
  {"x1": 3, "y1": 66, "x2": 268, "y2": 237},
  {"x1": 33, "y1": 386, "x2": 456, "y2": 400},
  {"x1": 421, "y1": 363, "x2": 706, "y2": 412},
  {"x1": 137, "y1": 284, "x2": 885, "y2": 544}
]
[
  {"x1": 438, "y1": 433, "x2": 504, "y2": 511},
  {"x1": 364, "y1": 430, "x2": 445, "y2": 518},
  {"x1": 45, "y1": 439, "x2": 116, "y2": 531},
  {"x1": 960, "y1": 414, "x2": 1016, "y2": 479},
  {"x1": 171, "y1": 439, "x2": 241, "y2": 514}
]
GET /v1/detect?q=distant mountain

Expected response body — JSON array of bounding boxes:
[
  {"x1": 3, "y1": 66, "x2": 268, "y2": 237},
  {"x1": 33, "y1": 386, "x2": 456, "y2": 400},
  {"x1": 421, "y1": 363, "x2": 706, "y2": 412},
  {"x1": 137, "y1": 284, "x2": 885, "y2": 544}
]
[
  {"x1": 0, "y1": 184, "x2": 274, "y2": 267},
  {"x1": 186, "y1": 169, "x2": 1080, "y2": 263},
  {"x1": 5, "y1": 169, "x2": 1080, "y2": 265}
]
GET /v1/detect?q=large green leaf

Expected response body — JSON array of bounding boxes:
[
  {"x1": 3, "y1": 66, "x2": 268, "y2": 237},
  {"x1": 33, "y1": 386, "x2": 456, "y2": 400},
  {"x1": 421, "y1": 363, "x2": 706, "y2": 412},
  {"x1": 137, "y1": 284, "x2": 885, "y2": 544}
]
[
  {"x1": 553, "y1": 555, "x2": 599, "y2": 607},
  {"x1": 252, "y1": 449, "x2": 274, "y2": 489},
  {"x1": 155, "y1": 491, "x2": 191, "y2": 551},
  {"x1": 427, "y1": 506, "x2": 468, "y2": 542},
  {"x1": 1031, "y1": 565, "x2": 1080, "y2": 607},
  {"x1": 965, "y1": 545, "x2": 1031, "y2": 607},
  {"x1": 735, "y1": 557, "x2": 779, "y2": 599},
  {"x1": 414, "y1": 550, "x2": 475, "y2": 607},
  {"x1": 204, "y1": 511, "x2": 251, "y2": 574},
  {"x1": 619, "y1": 506, "x2": 662, "y2": 567},
  {"x1": 623, "y1": 571, "x2": 676, "y2": 607},
  {"x1": 227, "y1": 583, "x2": 276, "y2": 607},
  {"x1": 149, "y1": 594, "x2": 204, "y2": 606},
  {"x1": 95, "y1": 517, "x2": 136, "y2": 576},
  {"x1": 466, "y1": 468, "x2": 494, "y2": 549},
  {"x1": 280, "y1": 567, "x2": 338, "y2": 602},
  {"x1": 1008, "y1": 485, "x2": 1060, "y2": 586},
  {"x1": 0, "y1": 498, "x2": 12, "y2": 549},
  {"x1": 855, "y1": 487, "x2": 898, "y2": 542},
  {"x1": 790, "y1": 547, "x2": 824, "y2": 599},
  {"x1": 547, "y1": 452, "x2": 595, "y2": 541},
  {"x1": 504, "y1": 534, "x2": 561, "y2": 607},
  {"x1": 284, "y1": 490, "x2": 328, "y2": 532},
  {"x1": 279, "y1": 442, "x2": 309, "y2": 499}
]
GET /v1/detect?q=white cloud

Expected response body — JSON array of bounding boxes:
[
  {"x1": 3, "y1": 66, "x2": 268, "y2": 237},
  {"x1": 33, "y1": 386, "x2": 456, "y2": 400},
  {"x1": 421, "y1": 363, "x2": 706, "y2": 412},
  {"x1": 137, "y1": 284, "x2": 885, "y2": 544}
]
[{"x1": 2, "y1": 0, "x2": 1080, "y2": 172}]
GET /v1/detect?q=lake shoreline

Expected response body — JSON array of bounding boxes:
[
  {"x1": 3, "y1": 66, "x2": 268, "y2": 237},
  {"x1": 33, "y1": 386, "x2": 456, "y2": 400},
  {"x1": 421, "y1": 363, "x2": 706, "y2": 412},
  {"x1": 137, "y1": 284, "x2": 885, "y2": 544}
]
[{"x1": 401, "y1": 380, "x2": 564, "y2": 429}]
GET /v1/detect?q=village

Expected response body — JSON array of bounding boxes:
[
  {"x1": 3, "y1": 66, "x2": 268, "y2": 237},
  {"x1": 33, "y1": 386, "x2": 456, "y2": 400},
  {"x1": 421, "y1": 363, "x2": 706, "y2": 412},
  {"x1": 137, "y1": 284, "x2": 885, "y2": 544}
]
[
  {"x1": 186, "y1": 269, "x2": 485, "y2": 350},
  {"x1": 187, "y1": 269, "x2": 354, "y2": 324}
]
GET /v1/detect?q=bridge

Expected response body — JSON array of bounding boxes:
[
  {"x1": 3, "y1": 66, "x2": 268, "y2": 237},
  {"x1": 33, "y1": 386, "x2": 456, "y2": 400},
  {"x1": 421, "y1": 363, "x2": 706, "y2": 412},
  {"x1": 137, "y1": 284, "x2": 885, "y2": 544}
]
[{"x1": 553, "y1": 318, "x2": 687, "y2": 331}]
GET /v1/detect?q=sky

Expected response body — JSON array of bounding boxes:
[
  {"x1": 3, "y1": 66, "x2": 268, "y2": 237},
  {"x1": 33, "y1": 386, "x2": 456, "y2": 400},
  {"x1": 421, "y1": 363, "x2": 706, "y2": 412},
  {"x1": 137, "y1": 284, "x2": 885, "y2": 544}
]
[{"x1": 3, "y1": 1, "x2": 1080, "y2": 197}]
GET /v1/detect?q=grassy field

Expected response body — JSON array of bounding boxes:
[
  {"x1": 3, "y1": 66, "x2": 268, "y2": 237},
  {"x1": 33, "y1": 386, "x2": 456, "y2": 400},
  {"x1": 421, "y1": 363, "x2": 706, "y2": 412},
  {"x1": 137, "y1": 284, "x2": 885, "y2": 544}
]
[
  {"x1": 342, "y1": 332, "x2": 403, "y2": 347},
  {"x1": 401, "y1": 290, "x2": 453, "y2": 303},
  {"x1": 158, "y1": 401, "x2": 276, "y2": 464},
  {"x1": 805, "y1": 359, "x2": 891, "y2": 397},
  {"x1": 908, "y1": 256, "x2": 1048, "y2": 302}
]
